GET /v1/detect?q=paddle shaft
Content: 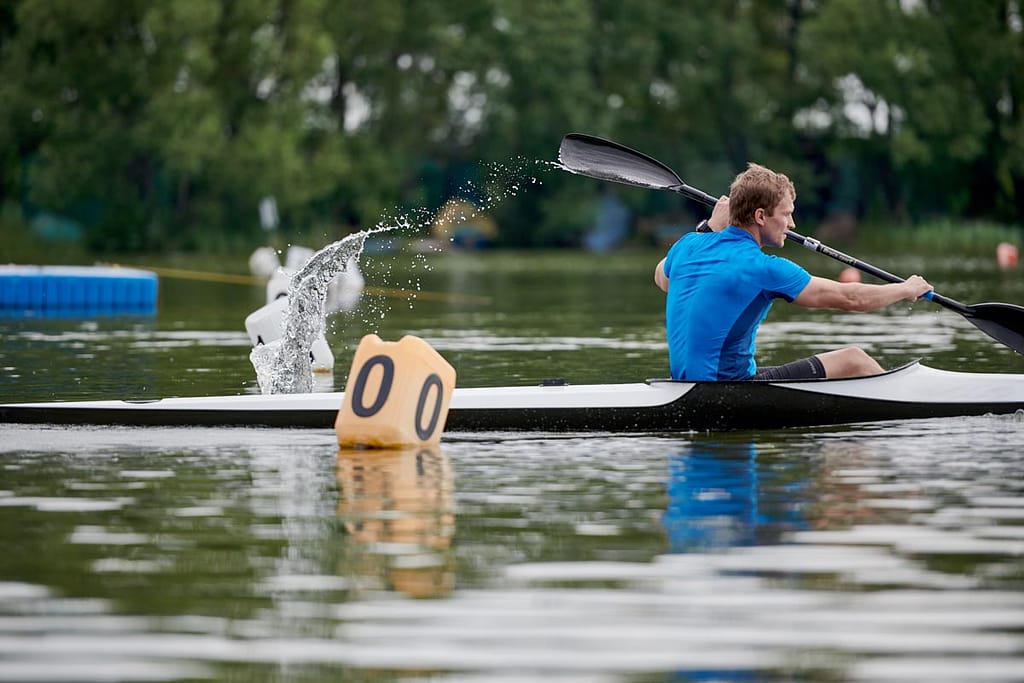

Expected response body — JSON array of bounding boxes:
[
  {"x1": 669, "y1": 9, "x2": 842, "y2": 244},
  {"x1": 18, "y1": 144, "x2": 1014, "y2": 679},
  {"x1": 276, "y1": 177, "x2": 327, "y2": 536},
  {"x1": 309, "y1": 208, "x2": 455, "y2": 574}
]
[{"x1": 674, "y1": 184, "x2": 965, "y2": 313}]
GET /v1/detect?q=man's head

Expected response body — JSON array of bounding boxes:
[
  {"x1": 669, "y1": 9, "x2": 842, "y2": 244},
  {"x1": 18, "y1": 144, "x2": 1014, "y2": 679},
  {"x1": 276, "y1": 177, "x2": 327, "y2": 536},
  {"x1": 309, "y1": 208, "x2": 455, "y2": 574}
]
[{"x1": 728, "y1": 163, "x2": 796, "y2": 247}]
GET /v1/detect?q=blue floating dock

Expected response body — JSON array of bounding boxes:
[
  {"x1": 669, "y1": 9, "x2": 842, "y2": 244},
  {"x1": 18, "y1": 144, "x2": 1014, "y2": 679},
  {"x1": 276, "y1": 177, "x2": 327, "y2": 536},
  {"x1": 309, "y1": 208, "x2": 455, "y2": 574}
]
[{"x1": 0, "y1": 265, "x2": 158, "y2": 317}]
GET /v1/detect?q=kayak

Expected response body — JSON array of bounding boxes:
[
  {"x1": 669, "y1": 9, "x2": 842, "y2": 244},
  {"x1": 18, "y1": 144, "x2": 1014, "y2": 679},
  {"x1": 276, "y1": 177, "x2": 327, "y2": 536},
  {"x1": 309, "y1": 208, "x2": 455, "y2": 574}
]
[{"x1": 2, "y1": 361, "x2": 1023, "y2": 432}]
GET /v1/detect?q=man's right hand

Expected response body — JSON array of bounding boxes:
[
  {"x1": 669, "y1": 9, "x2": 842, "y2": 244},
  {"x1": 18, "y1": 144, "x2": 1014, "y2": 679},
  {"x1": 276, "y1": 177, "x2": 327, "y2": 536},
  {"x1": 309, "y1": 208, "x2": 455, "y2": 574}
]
[
  {"x1": 903, "y1": 275, "x2": 933, "y2": 301},
  {"x1": 708, "y1": 195, "x2": 730, "y2": 231}
]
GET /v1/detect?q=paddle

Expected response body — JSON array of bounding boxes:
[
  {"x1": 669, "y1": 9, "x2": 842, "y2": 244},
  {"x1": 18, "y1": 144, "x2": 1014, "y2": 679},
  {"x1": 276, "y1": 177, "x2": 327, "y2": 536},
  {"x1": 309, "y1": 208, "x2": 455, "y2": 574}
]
[{"x1": 557, "y1": 132, "x2": 1024, "y2": 356}]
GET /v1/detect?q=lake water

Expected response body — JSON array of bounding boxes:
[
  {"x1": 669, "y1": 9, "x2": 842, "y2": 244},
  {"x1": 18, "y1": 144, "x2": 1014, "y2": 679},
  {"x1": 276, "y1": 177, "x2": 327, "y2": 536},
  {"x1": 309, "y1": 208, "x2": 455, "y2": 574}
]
[{"x1": 1, "y1": 247, "x2": 1023, "y2": 682}]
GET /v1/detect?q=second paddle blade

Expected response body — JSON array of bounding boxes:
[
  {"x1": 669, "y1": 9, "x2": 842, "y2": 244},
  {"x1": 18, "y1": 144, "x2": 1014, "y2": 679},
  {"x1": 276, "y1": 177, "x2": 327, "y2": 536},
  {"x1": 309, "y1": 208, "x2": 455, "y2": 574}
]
[{"x1": 965, "y1": 302, "x2": 1024, "y2": 356}]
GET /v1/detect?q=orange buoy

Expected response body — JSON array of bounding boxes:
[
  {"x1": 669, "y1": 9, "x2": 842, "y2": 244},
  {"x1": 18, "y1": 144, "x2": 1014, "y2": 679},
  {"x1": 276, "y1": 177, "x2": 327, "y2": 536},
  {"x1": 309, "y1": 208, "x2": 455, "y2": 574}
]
[
  {"x1": 996, "y1": 242, "x2": 1018, "y2": 270},
  {"x1": 335, "y1": 334, "x2": 456, "y2": 448}
]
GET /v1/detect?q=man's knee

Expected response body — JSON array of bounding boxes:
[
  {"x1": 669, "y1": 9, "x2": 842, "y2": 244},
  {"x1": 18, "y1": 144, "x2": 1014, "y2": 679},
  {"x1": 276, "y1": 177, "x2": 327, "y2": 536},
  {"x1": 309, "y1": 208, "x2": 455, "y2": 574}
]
[{"x1": 818, "y1": 346, "x2": 883, "y2": 378}]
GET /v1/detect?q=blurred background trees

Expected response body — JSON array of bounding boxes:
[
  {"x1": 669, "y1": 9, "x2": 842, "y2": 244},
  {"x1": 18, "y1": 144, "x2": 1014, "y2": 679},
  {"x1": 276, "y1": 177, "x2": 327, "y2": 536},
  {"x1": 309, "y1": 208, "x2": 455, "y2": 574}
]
[{"x1": 1, "y1": 0, "x2": 1021, "y2": 252}]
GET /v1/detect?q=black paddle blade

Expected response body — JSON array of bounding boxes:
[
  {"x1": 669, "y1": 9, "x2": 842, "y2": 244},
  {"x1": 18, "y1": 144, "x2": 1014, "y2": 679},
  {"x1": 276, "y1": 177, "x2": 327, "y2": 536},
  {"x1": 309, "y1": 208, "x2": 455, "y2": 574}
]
[
  {"x1": 964, "y1": 303, "x2": 1024, "y2": 355},
  {"x1": 558, "y1": 133, "x2": 684, "y2": 190}
]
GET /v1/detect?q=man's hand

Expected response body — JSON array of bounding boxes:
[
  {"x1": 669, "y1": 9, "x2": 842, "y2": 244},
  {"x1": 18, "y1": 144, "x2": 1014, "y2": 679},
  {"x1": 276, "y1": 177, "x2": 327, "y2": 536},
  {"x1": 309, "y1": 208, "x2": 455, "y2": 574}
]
[
  {"x1": 708, "y1": 195, "x2": 730, "y2": 231},
  {"x1": 902, "y1": 275, "x2": 933, "y2": 301}
]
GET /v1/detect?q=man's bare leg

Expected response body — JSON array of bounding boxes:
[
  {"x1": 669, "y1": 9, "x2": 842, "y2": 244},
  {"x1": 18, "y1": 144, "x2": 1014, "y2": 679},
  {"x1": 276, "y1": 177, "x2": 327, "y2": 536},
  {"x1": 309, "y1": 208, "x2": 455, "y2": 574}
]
[{"x1": 816, "y1": 346, "x2": 884, "y2": 378}]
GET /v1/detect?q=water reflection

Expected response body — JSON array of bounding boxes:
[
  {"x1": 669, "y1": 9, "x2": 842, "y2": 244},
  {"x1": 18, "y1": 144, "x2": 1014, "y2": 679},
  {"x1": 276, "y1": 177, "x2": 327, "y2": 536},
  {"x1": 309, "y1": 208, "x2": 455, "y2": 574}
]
[
  {"x1": 662, "y1": 438, "x2": 809, "y2": 553},
  {"x1": 1, "y1": 426, "x2": 1023, "y2": 679},
  {"x1": 336, "y1": 447, "x2": 455, "y2": 598},
  {"x1": 659, "y1": 439, "x2": 812, "y2": 682}
]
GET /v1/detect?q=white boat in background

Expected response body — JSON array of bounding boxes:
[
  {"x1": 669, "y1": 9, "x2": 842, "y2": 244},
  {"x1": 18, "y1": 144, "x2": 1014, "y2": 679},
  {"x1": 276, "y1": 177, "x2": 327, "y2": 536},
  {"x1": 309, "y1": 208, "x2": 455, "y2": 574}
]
[{"x1": 2, "y1": 362, "x2": 1023, "y2": 432}]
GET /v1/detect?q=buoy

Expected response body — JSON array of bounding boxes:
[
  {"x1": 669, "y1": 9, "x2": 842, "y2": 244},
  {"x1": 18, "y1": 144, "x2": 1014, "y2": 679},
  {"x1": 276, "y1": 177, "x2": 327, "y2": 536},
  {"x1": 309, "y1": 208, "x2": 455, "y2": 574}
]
[
  {"x1": 336, "y1": 446, "x2": 454, "y2": 597},
  {"x1": 335, "y1": 334, "x2": 456, "y2": 448},
  {"x1": 244, "y1": 297, "x2": 334, "y2": 372},
  {"x1": 0, "y1": 265, "x2": 157, "y2": 317},
  {"x1": 997, "y1": 242, "x2": 1018, "y2": 270},
  {"x1": 265, "y1": 267, "x2": 291, "y2": 303},
  {"x1": 248, "y1": 247, "x2": 280, "y2": 279},
  {"x1": 326, "y1": 256, "x2": 365, "y2": 313},
  {"x1": 264, "y1": 254, "x2": 364, "y2": 312},
  {"x1": 838, "y1": 267, "x2": 861, "y2": 283},
  {"x1": 284, "y1": 245, "x2": 315, "y2": 271}
]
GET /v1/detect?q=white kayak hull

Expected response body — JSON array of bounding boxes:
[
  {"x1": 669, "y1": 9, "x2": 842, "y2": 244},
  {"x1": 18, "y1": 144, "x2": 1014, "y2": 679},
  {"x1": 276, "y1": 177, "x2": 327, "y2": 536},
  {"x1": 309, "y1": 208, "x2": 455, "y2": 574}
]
[{"x1": 2, "y1": 362, "x2": 1023, "y2": 432}]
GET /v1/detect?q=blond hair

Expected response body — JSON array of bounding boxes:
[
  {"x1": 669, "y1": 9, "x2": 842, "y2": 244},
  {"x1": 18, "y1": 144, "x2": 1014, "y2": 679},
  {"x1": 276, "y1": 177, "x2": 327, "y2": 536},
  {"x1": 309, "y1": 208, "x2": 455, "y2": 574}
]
[{"x1": 728, "y1": 163, "x2": 795, "y2": 227}]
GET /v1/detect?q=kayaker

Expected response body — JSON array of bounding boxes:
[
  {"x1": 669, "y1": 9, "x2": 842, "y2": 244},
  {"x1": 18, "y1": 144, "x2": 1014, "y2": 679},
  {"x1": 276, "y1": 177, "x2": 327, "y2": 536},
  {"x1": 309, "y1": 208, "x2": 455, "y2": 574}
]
[{"x1": 653, "y1": 163, "x2": 933, "y2": 381}]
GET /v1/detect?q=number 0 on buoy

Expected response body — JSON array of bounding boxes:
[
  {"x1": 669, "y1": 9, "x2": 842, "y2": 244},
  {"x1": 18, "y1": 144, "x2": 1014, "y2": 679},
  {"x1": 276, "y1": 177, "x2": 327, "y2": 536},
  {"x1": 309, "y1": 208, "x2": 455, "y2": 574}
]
[{"x1": 335, "y1": 334, "x2": 456, "y2": 448}]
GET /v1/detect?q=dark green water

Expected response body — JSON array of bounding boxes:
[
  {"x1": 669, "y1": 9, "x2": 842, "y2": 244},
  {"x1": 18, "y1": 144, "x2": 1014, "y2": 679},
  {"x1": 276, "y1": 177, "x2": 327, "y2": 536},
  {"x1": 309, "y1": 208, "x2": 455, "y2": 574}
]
[{"x1": 1, "y1": 248, "x2": 1023, "y2": 681}]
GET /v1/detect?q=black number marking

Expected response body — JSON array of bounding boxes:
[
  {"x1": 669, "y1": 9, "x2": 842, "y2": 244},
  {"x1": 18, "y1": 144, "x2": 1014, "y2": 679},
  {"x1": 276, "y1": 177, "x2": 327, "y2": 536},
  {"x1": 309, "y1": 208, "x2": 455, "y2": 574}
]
[
  {"x1": 350, "y1": 354, "x2": 395, "y2": 417},
  {"x1": 415, "y1": 373, "x2": 444, "y2": 440}
]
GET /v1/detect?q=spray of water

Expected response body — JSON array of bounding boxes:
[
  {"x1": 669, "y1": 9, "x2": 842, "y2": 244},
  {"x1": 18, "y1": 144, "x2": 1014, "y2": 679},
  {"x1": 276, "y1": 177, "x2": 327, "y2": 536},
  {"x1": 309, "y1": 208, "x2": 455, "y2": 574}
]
[
  {"x1": 251, "y1": 157, "x2": 549, "y2": 394},
  {"x1": 251, "y1": 231, "x2": 368, "y2": 394}
]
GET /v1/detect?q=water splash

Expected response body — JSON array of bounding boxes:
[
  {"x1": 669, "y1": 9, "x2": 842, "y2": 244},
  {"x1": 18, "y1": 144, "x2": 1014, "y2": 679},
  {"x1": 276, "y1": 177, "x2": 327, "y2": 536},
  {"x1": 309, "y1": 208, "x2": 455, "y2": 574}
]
[
  {"x1": 251, "y1": 157, "x2": 550, "y2": 394},
  {"x1": 251, "y1": 232, "x2": 368, "y2": 394}
]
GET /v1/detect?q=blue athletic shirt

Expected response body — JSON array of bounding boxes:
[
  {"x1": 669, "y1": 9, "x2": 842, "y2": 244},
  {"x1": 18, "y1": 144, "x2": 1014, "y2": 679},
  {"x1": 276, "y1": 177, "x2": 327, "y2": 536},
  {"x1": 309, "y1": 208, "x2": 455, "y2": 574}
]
[{"x1": 663, "y1": 226, "x2": 811, "y2": 380}]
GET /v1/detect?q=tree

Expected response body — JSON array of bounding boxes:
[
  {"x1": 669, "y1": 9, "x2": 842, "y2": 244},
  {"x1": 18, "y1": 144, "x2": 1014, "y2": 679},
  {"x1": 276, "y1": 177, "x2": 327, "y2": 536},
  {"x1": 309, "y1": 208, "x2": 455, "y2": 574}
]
[{"x1": 800, "y1": 0, "x2": 1024, "y2": 223}]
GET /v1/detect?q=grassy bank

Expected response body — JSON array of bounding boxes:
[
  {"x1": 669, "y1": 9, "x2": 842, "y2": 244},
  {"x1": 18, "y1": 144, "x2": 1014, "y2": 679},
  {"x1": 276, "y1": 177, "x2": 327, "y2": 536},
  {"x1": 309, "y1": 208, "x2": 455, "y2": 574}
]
[
  {"x1": 0, "y1": 228, "x2": 259, "y2": 274},
  {"x1": 5, "y1": 208, "x2": 1022, "y2": 268},
  {"x1": 853, "y1": 219, "x2": 1022, "y2": 255}
]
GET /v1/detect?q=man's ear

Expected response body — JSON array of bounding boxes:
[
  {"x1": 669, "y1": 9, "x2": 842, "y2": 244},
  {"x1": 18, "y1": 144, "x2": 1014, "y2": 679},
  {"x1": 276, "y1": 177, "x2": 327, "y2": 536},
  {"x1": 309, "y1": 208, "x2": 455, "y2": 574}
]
[{"x1": 753, "y1": 207, "x2": 766, "y2": 225}]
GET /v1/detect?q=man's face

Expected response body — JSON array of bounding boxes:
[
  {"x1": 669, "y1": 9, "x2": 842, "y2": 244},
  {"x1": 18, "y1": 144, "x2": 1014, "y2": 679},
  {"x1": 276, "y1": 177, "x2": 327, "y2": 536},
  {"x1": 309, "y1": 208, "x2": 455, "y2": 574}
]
[{"x1": 761, "y1": 195, "x2": 795, "y2": 248}]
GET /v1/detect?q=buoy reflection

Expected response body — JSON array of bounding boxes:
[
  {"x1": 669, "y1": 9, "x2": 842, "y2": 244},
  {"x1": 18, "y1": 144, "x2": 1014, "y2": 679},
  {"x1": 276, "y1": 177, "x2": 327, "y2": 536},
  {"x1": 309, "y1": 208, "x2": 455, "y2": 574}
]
[{"x1": 336, "y1": 447, "x2": 455, "y2": 598}]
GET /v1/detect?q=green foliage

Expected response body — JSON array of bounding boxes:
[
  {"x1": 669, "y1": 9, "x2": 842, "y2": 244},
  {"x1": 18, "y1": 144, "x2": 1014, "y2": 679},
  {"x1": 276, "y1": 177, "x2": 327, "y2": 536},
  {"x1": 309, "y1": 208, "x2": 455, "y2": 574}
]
[
  {"x1": 799, "y1": 0, "x2": 1024, "y2": 222},
  {"x1": 0, "y1": 0, "x2": 1022, "y2": 254}
]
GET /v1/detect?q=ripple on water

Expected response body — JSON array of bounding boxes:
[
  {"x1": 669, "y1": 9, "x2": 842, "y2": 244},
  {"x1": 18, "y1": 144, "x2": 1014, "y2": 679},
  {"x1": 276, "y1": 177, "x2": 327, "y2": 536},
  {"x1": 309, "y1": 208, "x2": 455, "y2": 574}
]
[{"x1": 0, "y1": 418, "x2": 1022, "y2": 680}]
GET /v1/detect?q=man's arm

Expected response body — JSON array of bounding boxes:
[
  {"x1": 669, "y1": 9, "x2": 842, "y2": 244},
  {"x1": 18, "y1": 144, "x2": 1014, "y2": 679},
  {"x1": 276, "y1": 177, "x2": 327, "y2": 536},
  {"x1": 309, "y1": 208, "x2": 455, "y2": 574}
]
[
  {"x1": 794, "y1": 275, "x2": 933, "y2": 312},
  {"x1": 654, "y1": 258, "x2": 668, "y2": 292},
  {"x1": 654, "y1": 196, "x2": 730, "y2": 293}
]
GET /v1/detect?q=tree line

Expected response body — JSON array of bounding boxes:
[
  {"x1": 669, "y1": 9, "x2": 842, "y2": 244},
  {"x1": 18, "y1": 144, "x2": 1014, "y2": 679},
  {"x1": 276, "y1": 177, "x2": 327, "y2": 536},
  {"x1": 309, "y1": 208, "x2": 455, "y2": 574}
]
[{"x1": 1, "y1": 0, "x2": 1021, "y2": 251}]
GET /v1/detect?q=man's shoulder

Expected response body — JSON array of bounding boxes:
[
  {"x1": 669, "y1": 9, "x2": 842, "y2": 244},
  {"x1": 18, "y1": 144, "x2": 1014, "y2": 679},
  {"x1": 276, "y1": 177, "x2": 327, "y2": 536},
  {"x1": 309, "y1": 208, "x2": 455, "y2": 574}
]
[
  {"x1": 761, "y1": 251, "x2": 805, "y2": 270},
  {"x1": 756, "y1": 252, "x2": 812, "y2": 294},
  {"x1": 666, "y1": 230, "x2": 702, "y2": 258}
]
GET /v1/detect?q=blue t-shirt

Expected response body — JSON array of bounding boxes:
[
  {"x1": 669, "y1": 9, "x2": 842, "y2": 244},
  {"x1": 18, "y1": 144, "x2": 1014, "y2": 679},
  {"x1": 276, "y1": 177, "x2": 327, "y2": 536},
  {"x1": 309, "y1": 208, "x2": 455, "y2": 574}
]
[{"x1": 662, "y1": 226, "x2": 811, "y2": 380}]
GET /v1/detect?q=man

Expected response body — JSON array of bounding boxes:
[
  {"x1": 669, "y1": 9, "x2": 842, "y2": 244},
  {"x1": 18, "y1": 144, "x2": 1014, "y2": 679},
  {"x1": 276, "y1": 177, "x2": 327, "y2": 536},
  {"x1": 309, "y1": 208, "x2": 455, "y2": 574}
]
[{"x1": 654, "y1": 163, "x2": 933, "y2": 381}]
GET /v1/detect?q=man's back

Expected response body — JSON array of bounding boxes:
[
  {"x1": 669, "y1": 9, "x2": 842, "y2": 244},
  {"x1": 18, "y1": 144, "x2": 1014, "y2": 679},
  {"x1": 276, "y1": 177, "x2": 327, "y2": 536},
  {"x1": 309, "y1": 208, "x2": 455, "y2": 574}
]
[{"x1": 663, "y1": 227, "x2": 810, "y2": 380}]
